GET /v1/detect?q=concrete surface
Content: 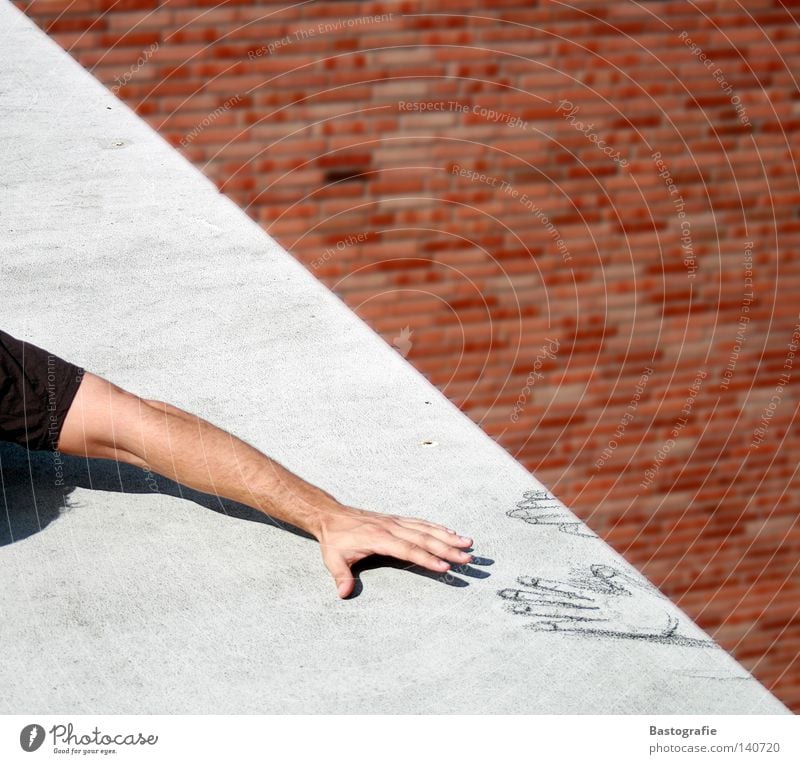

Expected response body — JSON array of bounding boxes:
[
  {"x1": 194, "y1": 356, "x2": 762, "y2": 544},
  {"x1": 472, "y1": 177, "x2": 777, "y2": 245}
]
[{"x1": 0, "y1": 1, "x2": 790, "y2": 714}]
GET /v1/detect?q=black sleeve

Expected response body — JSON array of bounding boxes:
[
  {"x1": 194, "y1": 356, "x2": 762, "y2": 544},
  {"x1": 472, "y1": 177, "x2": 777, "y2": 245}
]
[{"x1": 0, "y1": 329, "x2": 85, "y2": 452}]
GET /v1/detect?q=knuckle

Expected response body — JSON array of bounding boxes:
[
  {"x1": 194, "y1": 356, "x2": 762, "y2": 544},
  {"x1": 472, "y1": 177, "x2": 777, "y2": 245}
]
[{"x1": 371, "y1": 527, "x2": 393, "y2": 542}]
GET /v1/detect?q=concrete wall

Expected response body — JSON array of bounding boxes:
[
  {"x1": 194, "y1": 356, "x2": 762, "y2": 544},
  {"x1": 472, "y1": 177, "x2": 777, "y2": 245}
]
[{"x1": 9, "y1": 0, "x2": 800, "y2": 710}]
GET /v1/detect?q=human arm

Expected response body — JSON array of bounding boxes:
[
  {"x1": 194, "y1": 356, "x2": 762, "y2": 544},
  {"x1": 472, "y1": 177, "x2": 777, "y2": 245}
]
[{"x1": 57, "y1": 372, "x2": 473, "y2": 598}]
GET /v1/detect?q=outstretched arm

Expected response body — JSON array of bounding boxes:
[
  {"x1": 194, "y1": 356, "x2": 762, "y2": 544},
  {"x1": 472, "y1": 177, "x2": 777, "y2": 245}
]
[{"x1": 57, "y1": 372, "x2": 473, "y2": 598}]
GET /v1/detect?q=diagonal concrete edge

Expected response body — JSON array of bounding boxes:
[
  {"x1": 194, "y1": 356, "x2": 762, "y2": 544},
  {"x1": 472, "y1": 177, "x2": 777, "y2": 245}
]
[{"x1": 0, "y1": 1, "x2": 790, "y2": 714}]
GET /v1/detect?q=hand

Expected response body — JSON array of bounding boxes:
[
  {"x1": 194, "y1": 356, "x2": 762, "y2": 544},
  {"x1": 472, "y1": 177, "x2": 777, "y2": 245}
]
[
  {"x1": 507, "y1": 489, "x2": 597, "y2": 538},
  {"x1": 498, "y1": 564, "x2": 686, "y2": 639},
  {"x1": 314, "y1": 505, "x2": 474, "y2": 598}
]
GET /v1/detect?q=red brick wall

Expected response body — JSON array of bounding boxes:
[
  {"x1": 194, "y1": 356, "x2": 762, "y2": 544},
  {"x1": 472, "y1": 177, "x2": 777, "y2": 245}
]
[{"x1": 15, "y1": 0, "x2": 800, "y2": 709}]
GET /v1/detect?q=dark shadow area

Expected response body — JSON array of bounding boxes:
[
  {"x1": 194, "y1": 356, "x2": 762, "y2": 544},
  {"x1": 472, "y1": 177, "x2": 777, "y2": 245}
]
[
  {"x1": 0, "y1": 441, "x2": 310, "y2": 547},
  {"x1": 0, "y1": 442, "x2": 491, "y2": 596},
  {"x1": 347, "y1": 554, "x2": 493, "y2": 597}
]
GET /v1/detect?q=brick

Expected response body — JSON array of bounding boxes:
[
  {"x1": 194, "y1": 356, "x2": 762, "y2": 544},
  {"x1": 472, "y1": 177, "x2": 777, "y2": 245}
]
[
  {"x1": 45, "y1": 16, "x2": 108, "y2": 33},
  {"x1": 106, "y1": 9, "x2": 173, "y2": 30}
]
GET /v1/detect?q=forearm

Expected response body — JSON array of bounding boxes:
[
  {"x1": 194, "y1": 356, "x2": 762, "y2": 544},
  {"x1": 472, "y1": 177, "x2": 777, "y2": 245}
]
[
  {"x1": 59, "y1": 374, "x2": 335, "y2": 536},
  {"x1": 134, "y1": 398, "x2": 335, "y2": 536}
]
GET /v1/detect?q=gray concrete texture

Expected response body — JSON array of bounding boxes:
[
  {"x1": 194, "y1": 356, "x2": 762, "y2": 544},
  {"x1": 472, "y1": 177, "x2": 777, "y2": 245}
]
[{"x1": 0, "y1": 1, "x2": 789, "y2": 713}]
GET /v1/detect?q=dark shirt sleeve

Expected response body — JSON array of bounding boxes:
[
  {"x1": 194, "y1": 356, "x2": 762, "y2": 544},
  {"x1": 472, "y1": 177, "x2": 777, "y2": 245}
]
[{"x1": 0, "y1": 330, "x2": 85, "y2": 452}]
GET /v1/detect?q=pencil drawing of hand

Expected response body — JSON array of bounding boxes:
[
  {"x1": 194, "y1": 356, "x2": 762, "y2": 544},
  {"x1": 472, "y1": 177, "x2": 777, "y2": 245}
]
[
  {"x1": 507, "y1": 489, "x2": 596, "y2": 538},
  {"x1": 498, "y1": 564, "x2": 716, "y2": 647}
]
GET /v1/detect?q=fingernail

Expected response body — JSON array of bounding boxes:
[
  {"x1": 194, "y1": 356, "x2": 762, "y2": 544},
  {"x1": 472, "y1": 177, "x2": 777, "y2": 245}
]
[{"x1": 460, "y1": 536, "x2": 471, "y2": 543}]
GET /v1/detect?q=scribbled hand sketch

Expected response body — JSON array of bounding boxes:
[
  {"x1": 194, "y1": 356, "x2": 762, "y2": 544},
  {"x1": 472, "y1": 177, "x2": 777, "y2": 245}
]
[
  {"x1": 507, "y1": 489, "x2": 597, "y2": 538},
  {"x1": 498, "y1": 563, "x2": 717, "y2": 647}
]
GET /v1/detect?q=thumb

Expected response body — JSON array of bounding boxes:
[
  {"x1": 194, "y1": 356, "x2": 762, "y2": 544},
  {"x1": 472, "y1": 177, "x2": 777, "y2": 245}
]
[{"x1": 322, "y1": 550, "x2": 355, "y2": 599}]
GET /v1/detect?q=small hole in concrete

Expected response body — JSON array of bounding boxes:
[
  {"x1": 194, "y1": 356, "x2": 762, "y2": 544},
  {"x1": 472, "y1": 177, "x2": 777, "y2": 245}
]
[{"x1": 421, "y1": 440, "x2": 438, "y2": 447}]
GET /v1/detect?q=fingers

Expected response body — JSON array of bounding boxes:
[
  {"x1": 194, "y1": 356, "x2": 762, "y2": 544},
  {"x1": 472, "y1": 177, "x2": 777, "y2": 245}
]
[
  {"x1": 507, "y1": 509, "x2": 562, "y2": 525},
  {"x1": 499, "y1": 588, "x2": 599, "y2": 612},
  {"x1": 392, "y1": 516, "x2": 473, "y2": 548},
  {"x1": 511, "y1": 604, "x2": 603, "y2": 622},
  {"x1": 390, "y1": 524, "x2": 473, "y2": 565},
  {"x1": 373, "y1": 533, "x2": 455, "y2": 574},
  {"x1": 317, "y1": 507, "x2": 475, "y2": 596},
  {"x1": 516, "y1": 575, "x2": 594, "y2": 600},
  {"x1": 590, "y1": 564, "x2": 618, "y2": 579},
  {"x1": 321, "y1": 550, "x2": 356, "y2": 599},
  {"x1": 561, "y1": 522, "x2": 595, "y2": 537}
]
